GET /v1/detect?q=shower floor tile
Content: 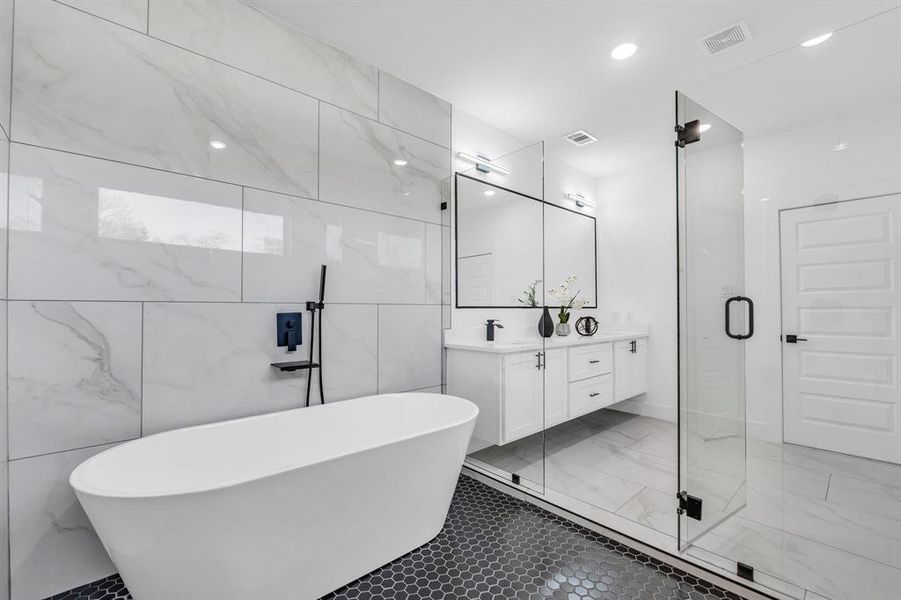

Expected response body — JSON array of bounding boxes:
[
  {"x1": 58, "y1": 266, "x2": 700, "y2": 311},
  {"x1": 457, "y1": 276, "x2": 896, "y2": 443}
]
[{"x1": 45, "y1": 475, "x2": 743, "y2": 600}]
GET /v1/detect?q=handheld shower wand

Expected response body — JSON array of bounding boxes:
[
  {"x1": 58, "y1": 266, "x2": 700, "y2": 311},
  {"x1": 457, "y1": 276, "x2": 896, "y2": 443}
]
[{"x1": 305, "y1": 265, "x2": 327, "y2": 407}]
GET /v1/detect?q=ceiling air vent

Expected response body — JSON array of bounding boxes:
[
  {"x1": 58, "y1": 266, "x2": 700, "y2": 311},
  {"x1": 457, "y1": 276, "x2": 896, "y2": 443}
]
[
  {"x1": 699, "y1": 21, "x2": 752, "y2": 57},
  {"x1": 563, "y1": 130, "x2": 598, "y2": 147}
]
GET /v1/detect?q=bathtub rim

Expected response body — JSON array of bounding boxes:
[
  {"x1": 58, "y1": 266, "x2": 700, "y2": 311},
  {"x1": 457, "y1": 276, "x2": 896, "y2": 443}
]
[{"x1": 70, "y1": 392, "x2": 478, "y2": 500}]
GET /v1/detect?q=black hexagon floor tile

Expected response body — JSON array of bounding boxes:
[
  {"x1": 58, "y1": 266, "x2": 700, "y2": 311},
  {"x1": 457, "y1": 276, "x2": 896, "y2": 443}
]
[{"x1": 46, "y1": 475, "x2": 746, "y2": 600}]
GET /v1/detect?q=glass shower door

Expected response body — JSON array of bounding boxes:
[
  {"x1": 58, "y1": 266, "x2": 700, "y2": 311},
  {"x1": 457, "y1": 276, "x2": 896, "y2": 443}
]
[{"x1": 676, "y1": 92, "x2": 749, "y2": 548}]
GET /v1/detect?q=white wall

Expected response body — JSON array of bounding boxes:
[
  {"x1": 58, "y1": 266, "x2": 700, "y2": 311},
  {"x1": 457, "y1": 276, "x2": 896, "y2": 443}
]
[
  {"x1": 596, "y1": 146, "x2": 678, "y2": 422},
  {"x1": 4, "y1": 1, "x2": 452, "y2": 597},
  {"x1": 744, "y1": 98, "x2": 901, "y2": 442}
]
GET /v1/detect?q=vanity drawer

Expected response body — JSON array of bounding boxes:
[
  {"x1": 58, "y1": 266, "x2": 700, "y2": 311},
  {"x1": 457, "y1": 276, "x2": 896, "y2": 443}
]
[
  {"x1": 568, "y1": 374, "x2": 613, "y2": 419},
  {"x1": 568, "y1": 343, "x2": 612, "y2": 382}
]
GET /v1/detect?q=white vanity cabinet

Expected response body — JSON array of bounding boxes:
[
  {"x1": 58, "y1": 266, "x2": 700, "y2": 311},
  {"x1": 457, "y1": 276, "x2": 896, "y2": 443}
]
[
  {"x1": 614, "y1": 338, "x2": 648, "y2": 402},
  {"x1": 447, "y1": 333, "x2": 649, "y2": 446}
]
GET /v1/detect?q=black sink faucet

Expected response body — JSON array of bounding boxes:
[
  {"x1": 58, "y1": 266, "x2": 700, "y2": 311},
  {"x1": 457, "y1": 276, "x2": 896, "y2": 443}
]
[{"x1": 486, "y1": 319, "x2": 504, "y2": 341}]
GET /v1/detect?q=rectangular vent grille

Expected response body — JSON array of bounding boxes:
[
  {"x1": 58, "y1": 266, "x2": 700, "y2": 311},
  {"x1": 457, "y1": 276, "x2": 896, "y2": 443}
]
[
  {"x1": 699, "y1": 21, "x2": 751, "y2": 56},
  {"x1": 563, "y1": 130, "x2": 598, "y2": 147}
]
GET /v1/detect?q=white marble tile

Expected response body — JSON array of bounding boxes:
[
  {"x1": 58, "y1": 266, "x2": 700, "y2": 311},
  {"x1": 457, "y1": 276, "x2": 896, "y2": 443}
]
[
  {"x1": 0, "y1": 137, "x2": 8, "y2": 299},
  {"x1": 378, "y1": 71, "x2": 451, "y2": 148},
  {"x1": 303, "y1": 304, "x2": 378, "y2": 404},
  {"x1": 378, "y1": 304, "x2": 442, "y2": 393},
  {"x1": 826, "y1": 474, "x2": 901, "y2": 520},
  {"x1": 242, "y1": 188, "x2": 426, "y2": 304},
  {"x1": 13, "y1": 0, "x2": 318, "y2": 198},
  {"x1": 149, "y1": 0, "x2": 378, "y2": 118},
  {"x1": 8, "y1": 301, "x2": 142, "y2": 459},
  {"x1": 780, "y1": 443, "x2": 901, "y2": 488},
  {"x1": 0, "y1": 0, "x2": 11, "y2": 139},
  {"x1": 695, "y1": 515, "x2": 901, "y2": 600},
  {"x1": 8, "y1": 144, "x2": 243, "y2": 301},
  {"x1": 320, "y1": 103, "x2": 450, "y2": 224},
  {"x1": 545, "y1": 454, "x2": 644, "y2": 513},
  {"x1": 615, "y1": 487, "x2": 678, "y2": 537},
  {"x1": 749, "y1": 455, "x2": 830, "y2": 500},
  {"x1": 0, "y1": 302, "x2": 6, "y2": 464},
  {"x1": 0, "y1": 464, "x2": 8, "y2": 600},
  {"x1": 142, "y1": 302, "x2": 309, "y2": 434},
  {"x1": 9, "y1": 445, "x2": 117, "y2": 600},
  {"x1": 58, "y1": 0, "x2": 148, "y2": 32},
  {"x1": 741, "y1": 480, "x2": 901, "y2": 568},
  {"x1": 425, "y1": 223, "x2": 443, "y2": 304}
]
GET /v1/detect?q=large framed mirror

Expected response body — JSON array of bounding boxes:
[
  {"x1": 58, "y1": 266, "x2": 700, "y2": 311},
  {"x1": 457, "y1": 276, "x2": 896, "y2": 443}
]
[{"x1": 455, "y1": 173, "x2": 597, "y2": 308}]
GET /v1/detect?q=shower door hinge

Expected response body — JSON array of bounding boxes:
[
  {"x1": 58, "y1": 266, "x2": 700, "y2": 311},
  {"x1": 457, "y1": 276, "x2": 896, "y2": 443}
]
[
  {"x1": 737, "y1": 562, "x2": 754, "y2": 582},
  {"x1": 511, "y1": 473, "x2": 521, "y2": 485},
  {"x1": 675, "y1": 120, "x2": 702, "y2": 147},
  {"x1": 677, "y1": 491, "x2": 703, "y2": 521}
]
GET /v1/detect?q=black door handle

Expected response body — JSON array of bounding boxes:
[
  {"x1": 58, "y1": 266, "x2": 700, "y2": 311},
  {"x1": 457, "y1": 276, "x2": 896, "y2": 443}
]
[
  {"x1": 785, "y1": 334, "x2": 807, "y2": 343},
  {"x1": 725, "y1": 296, "x2": 754, "y2": 340}
]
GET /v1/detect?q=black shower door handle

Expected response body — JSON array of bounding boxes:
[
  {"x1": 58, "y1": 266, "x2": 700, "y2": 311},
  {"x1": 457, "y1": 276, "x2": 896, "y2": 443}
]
[{"x1": 725, "y1": 296, "x2": 754, "y2": 340}]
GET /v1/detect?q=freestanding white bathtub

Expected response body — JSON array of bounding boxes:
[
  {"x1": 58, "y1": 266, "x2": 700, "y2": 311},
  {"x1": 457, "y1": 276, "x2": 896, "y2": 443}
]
[{"x1": 70, "y1": 393, "x2": 478, "y2": 600}]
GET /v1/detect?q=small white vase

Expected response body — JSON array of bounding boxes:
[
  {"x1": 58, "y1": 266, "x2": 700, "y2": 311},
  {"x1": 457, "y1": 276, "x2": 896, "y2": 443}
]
[{"x1": 555, "y1": 322, "x2": 571, "y2": 336}]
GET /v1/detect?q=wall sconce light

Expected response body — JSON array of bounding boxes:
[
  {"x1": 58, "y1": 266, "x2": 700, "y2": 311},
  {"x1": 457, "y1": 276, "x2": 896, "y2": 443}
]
[
  {"x1": 457, "y1": 152, "x2": 512, "y2": 176},
  {"x1": 566, "y1": 192, "x2": 596, "y2": 208}
]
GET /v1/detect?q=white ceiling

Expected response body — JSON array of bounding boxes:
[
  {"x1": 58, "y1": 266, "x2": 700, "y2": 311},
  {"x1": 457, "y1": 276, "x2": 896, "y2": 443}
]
[{"x1": 250, "y1": 0, "x2": 901, "y2": 178}]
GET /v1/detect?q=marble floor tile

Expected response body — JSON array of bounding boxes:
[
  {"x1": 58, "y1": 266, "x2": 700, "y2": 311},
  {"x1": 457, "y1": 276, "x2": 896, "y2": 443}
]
[
  {"x1": 545, "y1": 456, "x2": 644, "y2": 513},
  {"x1": 8, "y1": 301, "x2": 142, "y2": 459},
  {"x1": 749, "y1": 455, "x2": 830, "y2": 501},
  {"x1": 58, "y1": 0, "x2": 148, "y2": 32},
  {"x1": 615, "y1": 487, "x2": 678, "y2": 537},
  {"x1": 826, "y1": 474, "x2": 901, "y2": 520},
  {"x1": 9, "y1": 445, "x2": 118, "y2": 600},
  {"x1": 14, "y1": 0, "x2": 319, "y2": 199},
  {"x1": 740, "y1": 480, "x2": 901, "y2": 568},
  {"x1": 149, "y1": 0, "x2": 378, "y2": 119},
  {"x1": 320, "y1": 103, "x2": 450, "y2": 224},
  {"x1": 0, "y1": 0, "x2": 12, "y2": 139},
  {"x1": 9, "y1": 144, "x2": 243, "y2": 301},
  {"x1": 694, "y1": 514, "x2": 901, "y2": 600},
  {"x1": 242, "y1": 188, "x2": 427, "y2": 304},
  {"x1": 378, "y1": 71, "x2": 451, "y2": 147},
  {"x1": 779, "y1": 444, "x2": 901, "y2": 488}
]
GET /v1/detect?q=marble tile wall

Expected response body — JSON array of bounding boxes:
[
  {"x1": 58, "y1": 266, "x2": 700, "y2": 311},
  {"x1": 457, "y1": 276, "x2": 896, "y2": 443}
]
[{"x1": 2, "y1": 1, "x2": 452, "y2": 598}]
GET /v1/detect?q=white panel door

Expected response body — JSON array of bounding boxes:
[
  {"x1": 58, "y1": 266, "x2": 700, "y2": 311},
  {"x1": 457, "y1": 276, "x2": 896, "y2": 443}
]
[{"x1": 781, "y1": 194, "x2": 901, "y2": 463}]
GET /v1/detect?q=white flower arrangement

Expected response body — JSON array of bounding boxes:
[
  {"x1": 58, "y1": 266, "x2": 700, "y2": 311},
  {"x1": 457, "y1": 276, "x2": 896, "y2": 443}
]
[{"x1": 547, "y1": 276, "x2": 587, "y2": 323}]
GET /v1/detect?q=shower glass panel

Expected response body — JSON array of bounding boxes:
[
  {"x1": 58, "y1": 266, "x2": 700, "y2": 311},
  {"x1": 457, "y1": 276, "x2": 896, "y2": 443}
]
[
  {"x1": 457, "y1": 141, "x2": 548, "y2": 495},
  {"x1": 676, "y1": 92, "x2": 748, "y2": 549},
  {"x1": 678, "y1": 9, "x2": 901, "y2": 599}
]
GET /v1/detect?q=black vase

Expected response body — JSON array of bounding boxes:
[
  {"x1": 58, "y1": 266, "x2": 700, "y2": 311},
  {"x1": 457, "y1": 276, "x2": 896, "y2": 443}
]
[{"x1": 537, "y1": 306, "x2": 554, "y2": 338}]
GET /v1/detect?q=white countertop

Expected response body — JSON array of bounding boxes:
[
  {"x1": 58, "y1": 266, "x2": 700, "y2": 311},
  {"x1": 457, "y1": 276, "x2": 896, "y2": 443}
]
[{"x1": 444, "y1": 330, "x2": 648, "y2": 354}]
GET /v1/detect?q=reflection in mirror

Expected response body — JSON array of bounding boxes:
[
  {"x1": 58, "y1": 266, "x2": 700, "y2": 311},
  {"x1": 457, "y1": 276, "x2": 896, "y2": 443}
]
[
  {"x1": 544, "y1": 204, "x2": 597, "y2": 307},
  {"x1": 455, "y1": 174, "x2": 542, "y2": 307}
]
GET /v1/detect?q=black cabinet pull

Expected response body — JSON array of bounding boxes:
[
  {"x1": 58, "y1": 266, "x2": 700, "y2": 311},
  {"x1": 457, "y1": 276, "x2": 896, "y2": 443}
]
[
  {"x1": 725, "y1": 296, "x2": 755, "y2": 340},
  {"x1": 589, "y1": 392, "x2": 600, "y2": 397},
  {"x1": 589, "y1": 359, "x2": 600, "y2": 364}
]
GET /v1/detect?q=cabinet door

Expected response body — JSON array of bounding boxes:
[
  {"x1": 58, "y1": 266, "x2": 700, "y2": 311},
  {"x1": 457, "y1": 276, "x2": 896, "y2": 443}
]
[
  {"x1": 543, "y1": 349, "x2": 568, "y2": 427},
  {"x1": 614, "y1": 338, "x2": 649, "y2": 401},
  {"x1": 502, "y1": 352, "x2": 543, "y2": 443}
]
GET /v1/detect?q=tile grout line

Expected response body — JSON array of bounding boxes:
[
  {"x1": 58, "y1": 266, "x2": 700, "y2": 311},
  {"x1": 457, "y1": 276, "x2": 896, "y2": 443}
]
[
  {"x1": 9, "y1": 141, "x2": 445, "y2": 228},
  {"x1": 139, "y1": 301, "x2": 144, "y2": 438},
  {"x1": 52, "y1": 0, "x2": 451, "y2": 150}
]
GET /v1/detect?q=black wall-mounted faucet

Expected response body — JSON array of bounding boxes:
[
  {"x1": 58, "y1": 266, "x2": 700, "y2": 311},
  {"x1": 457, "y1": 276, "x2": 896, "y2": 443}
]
[
  {"x1": 486, "y1": 319, "x2": 504, "y2": 341},
  {"x1": 277, "y1": 313, "x2": 302, "y2": 352}
]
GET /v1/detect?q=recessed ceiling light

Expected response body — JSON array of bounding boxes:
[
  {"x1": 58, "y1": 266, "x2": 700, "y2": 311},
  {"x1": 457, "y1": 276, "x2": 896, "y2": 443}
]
[
  {"x1": 801, "y1": 32, "x2": 833, "y2": 47},
  {"x1": 832, "y1": 142, "x2": 849, "y2": 152},
  {"x1": 393, "y1": 159, "x2": 408, "y2": 166},
  {"x1": 699, "y1": 123, "x2": 712, "y2": 133},
  {"x1": 760, "y1": 197, "x2": 770, "y2": 203},
  {"x1": 483, "y1": 190, "x2": 496, "y2": 197},
  {"x1": 209, "y1": 140, "x2": 227, "y2": 150},
  {"x1": 610, "y1": 43, "x2": 637, "y2": 60}
]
